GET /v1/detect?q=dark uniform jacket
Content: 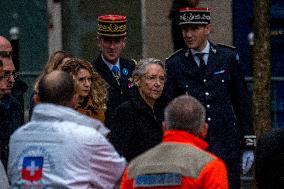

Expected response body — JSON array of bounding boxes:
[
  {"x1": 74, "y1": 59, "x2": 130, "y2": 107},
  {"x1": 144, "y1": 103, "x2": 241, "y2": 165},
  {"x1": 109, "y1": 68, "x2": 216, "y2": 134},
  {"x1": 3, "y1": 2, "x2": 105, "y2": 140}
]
[
  {"x1": 164, "y1": 43, "x2": 254, "y2": 160},
  {"x1": 0, "y1": 95, "x2": 23, "y2": 170},
  {"x1": 92, "y1": 55, "x2": 135, "y2": 125},
  {"x1": 107, "y1": 88, "x2": 167, "y2": 162}
]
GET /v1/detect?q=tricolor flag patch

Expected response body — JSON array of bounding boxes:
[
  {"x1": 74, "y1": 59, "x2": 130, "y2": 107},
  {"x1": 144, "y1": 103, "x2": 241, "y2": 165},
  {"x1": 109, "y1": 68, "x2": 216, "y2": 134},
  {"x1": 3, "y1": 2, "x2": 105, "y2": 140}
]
[{"x1": 22, "y1": 156, "x2": 44, "y2": 182}]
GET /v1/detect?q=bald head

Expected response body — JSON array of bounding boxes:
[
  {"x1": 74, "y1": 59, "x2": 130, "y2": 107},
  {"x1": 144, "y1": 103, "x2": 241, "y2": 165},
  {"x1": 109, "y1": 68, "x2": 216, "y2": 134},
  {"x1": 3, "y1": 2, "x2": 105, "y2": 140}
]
[
  {"x1": 0, "y1": 36, "x2": 12, "y2": 52},
  {"x1": 164, "y1": 95, "x2": 206, "y2": 136},
  {"x1": 38, "y1": 70, "x2": 75, "y2": 107}
]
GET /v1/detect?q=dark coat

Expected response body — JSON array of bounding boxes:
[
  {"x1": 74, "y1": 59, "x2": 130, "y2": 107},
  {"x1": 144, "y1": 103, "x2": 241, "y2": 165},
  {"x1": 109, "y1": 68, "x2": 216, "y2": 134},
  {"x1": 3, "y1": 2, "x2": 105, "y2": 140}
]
[
  {"x1": 255, "y1": 128, "x2": 284, "y2": 189},
  {"x1": 0, "y1": 95, "x2": 23, "y2": 170},
  {"x1": 164, "y1": 43, "x2": 254, "y2": 160},
  {"x1": 107, "y1": 89, "x2": 167, "y2": 162},
  {"x1": 92, "y1": 56, "x2": 135, "y2": 125}
]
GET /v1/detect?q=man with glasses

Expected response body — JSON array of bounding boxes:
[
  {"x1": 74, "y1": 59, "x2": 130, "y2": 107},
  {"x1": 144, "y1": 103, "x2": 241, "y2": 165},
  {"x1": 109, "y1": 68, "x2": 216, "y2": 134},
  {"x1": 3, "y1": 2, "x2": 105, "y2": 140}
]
[
  {"x1": 0, "y1": 60, "x2": 10, "y2": 189},
  {"x1": 0, "y1": 36, "x2": 24, "y2": 171},
  {"x1": 0, "y1": 35, "x2": 28, "y2": 112}
]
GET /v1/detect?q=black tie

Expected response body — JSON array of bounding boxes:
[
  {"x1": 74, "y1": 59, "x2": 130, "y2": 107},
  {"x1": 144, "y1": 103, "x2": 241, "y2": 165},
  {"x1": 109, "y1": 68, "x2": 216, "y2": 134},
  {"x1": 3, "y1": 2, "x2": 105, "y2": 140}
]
[{"x1": 196, "y1": 53, "x2": 206, "y2": 77}]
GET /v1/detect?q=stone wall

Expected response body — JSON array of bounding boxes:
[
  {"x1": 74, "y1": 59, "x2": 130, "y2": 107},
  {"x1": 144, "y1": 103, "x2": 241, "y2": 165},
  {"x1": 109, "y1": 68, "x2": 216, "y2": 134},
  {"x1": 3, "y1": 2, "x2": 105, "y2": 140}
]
[{"x1": 142, "y1": 0, "x2": 233, "y2": 60}]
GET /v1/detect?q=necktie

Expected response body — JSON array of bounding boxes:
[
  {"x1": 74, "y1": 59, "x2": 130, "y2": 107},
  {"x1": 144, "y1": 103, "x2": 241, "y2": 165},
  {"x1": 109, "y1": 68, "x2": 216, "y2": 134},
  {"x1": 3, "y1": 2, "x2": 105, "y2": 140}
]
[
  {"x1": 112, "y1": 65, "x2": 120, "y2": 83},
  {"x1": 196, "y1": 53, "x2": 206, "y2": 77}
]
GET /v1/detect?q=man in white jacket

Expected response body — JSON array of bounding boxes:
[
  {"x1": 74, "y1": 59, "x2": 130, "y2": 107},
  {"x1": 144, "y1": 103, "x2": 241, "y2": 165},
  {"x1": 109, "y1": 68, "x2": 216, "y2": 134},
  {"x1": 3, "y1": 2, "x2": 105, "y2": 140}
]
[{"x1": 8, "y1": 70, "x2": 126, "y2": 189}]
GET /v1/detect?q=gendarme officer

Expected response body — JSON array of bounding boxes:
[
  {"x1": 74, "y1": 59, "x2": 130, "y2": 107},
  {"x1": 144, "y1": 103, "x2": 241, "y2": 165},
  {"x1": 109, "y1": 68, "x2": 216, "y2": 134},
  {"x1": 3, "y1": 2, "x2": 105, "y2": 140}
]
[
  {"x1": 92, "y1": 15, "x2": 135, "y2": 126},
  {"x1": 164, "y1": 7, "x2": 256, "y2": 189}
]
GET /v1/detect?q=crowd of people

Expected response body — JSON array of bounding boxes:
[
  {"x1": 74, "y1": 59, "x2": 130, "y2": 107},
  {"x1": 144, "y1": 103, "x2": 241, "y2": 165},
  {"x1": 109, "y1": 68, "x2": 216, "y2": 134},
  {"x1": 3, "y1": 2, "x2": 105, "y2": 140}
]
[{"x1": 0, "y1": 2, "x2": 283, "y2": 189}]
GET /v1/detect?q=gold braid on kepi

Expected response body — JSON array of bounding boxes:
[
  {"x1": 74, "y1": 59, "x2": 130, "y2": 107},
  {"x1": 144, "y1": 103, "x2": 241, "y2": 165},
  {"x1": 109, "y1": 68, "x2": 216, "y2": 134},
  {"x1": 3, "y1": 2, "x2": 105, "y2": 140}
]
[{"x1": 97, "y1": 15, "x2": 127, "y2": 37}]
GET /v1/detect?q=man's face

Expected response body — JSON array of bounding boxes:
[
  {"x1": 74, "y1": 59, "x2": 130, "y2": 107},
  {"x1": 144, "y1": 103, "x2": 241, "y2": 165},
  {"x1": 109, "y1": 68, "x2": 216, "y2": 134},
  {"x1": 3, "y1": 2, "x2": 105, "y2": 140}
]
[
  {"x1": 0, "y1": 65, "x2": 6, "y2": 98},
  {"x1": 182, "y1": 24, "x2": 210, "y2": 51},
  {"x1": 1, "y1": 59, "x2": 16, "y2": 94},
  {"x1": 98, "y1": 36, "x2": 126, "y2": 64}
]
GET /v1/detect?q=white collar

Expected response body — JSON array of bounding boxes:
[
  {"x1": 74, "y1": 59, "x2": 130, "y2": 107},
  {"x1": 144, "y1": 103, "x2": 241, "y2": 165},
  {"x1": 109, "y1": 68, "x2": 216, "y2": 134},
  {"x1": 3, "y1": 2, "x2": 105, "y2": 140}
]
[
  {"x1": 101, "y1": 54, "x2": 120, "y2": 70},
  {"x1": 190, "y1": 40, "x2": 210, "y2": 55}
]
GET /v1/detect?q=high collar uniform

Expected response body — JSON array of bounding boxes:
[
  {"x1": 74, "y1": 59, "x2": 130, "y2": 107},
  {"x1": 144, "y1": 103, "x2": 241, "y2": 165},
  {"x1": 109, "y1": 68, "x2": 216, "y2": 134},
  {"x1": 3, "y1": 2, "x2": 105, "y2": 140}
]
[
  {"x1": 8, "y1": 103, "x2": 125, "y2": 189},
  {"x1": 164, "y1": 43, "x2": 255, "y2": 189},
  {"x1": 92, "y1": 55, "x2": 135, "y2": 125},
  {"x1": 107, "y1": 88, "x2": 168, "y2": 162},
  {"x1": 120, "y1": 130, "x2": 229, "y2": 189}
]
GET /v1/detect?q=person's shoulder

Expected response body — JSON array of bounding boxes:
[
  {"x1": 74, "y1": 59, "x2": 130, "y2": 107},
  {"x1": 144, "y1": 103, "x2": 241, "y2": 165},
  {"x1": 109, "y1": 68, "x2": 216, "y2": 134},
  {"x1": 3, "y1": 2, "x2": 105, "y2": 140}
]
[
  {"x1": 216, "y1": 43, "x2": 238, "y2": 54},
  {"x1": 120, "y1": 57, "x2": 136, "y2": 67},
  {"x1": 166, "y1": 48, "x2": 186, "y2": 61}
]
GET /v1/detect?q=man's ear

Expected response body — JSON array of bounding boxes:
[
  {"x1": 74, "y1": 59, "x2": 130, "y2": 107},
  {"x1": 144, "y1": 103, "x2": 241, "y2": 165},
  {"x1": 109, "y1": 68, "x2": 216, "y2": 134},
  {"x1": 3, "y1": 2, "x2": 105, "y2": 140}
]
[
  {"x1": 162, "y1": 121, "x2": 168, "y2": 132},
  {"x1": 121, "y1": 36, "x2": 127, "y2": 49},
  {"x1": 198, "y1": 123, "x2": 208, "y2": 139},
  {"x1": 96, "y1": 37, "x2": 102, "y2": 49}
]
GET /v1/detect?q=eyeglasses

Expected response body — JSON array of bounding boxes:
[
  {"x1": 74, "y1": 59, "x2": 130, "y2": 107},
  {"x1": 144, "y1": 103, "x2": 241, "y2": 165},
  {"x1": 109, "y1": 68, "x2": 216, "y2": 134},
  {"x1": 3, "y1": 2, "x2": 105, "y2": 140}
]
[
  {"x1": 144, "y1": 75, "x2": 165, "y2": 83},
  {"x1": 3, "y1": 71, "x2": 19, "y2": 79},
  {"x1": 0, "y1": 51, "x2": 13, "y2": 58}
]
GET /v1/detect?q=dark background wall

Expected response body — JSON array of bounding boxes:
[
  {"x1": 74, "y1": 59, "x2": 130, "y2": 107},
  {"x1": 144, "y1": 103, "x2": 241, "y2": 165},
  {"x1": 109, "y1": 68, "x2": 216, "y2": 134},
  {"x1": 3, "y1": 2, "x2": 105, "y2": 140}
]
[{"x1": 62, "y1": 0, "x2": 142, "y2": 62}]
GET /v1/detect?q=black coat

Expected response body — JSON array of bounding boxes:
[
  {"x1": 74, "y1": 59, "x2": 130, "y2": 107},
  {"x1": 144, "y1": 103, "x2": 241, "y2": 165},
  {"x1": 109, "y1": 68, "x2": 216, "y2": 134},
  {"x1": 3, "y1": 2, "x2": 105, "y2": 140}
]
[
  {"x1": 164, "y1": 43, "x2": 254, "y2": 160},
  {"x1": 255, "y1": 128, "x2": 284, "y2": 189},
  {"x1": 92, "y1": 56, "x2": 135, "y2": 124},
  {"x1": 0, "y1": 95, "x2": 23, "y2": 170},
  {"x1": 107, "y1": 89, "x2": 167, "y2": 162}
]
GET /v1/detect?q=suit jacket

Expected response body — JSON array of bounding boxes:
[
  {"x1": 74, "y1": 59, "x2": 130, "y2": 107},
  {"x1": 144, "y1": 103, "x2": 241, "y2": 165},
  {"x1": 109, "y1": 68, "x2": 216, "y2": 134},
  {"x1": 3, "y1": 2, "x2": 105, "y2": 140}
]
[
  {"x1": 165, "y1": 43, "x2": 254, "y2": 160},
  {"x1": 92, "y1": 55, "x2": 135, "y2": 125}
]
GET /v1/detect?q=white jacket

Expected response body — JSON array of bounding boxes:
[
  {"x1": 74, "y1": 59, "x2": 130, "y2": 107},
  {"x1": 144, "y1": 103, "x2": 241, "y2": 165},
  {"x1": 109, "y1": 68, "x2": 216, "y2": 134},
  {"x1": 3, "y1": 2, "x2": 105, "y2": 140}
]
[{"x1": 8, "y1": 103, "x2": 126, "y2": 189}]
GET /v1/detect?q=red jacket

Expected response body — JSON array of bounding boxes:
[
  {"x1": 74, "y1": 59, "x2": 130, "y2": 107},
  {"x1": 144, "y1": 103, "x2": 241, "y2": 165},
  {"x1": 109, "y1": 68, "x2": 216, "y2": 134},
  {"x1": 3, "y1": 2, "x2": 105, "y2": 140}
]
[{"x1": 120, "y1": 130, "x2": 229, "y2": 189}]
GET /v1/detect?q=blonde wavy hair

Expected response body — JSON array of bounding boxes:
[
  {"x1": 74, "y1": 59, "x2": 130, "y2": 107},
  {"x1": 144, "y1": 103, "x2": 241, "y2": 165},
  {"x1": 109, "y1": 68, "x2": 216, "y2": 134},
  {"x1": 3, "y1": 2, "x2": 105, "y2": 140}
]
[{"x1": 60, "y1": 58, "x2": 107, "y2": 111}]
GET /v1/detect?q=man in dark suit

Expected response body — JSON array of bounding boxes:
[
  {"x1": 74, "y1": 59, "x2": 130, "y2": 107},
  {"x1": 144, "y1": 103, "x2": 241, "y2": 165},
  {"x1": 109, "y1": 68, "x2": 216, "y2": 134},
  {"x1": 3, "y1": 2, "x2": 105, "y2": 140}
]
[
  {"x1": 164, "y1": 7, "x2": 256, "y2": 189},
  {"x1": 92, "y1": 15, "x2": 135, "y2": 126}
]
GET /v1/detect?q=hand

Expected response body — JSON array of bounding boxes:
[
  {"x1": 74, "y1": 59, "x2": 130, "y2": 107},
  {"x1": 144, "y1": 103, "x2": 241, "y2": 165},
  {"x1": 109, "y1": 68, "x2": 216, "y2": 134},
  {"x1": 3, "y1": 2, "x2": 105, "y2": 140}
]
[{"x1": 242, "y1": 150, "x2": 254, "y2": 174}]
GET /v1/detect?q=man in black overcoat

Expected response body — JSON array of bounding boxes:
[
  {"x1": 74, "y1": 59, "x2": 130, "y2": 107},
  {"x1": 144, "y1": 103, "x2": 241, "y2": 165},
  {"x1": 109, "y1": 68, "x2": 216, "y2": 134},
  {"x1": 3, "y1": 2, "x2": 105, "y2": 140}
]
[
  {"x1": 92, "y1": 15, "x2": 135, "y2": 125},
  {"x1": 164, "y1": 7, "x2": 256, "y2": 189}
]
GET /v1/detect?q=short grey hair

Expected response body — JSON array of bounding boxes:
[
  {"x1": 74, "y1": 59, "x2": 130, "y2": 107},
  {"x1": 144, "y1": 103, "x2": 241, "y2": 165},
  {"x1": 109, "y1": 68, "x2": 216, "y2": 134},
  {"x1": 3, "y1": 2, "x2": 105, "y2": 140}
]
[
  {"x1": 132, "y1": 58, "x2": 165, "y2": 78},
  {"x1": 164, "y1": 95, "x2": 206, "y2": 135}
]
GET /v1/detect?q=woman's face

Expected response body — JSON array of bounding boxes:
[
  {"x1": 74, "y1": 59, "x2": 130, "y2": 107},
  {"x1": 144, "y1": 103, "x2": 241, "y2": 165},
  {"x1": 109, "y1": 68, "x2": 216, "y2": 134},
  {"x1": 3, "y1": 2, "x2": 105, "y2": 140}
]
[
  {"x1": 136, "y1": 64, "x2": 165, "y2": 104},
  {"x1": 74, "y1": 68, "x2": 92, "y2": 98}
]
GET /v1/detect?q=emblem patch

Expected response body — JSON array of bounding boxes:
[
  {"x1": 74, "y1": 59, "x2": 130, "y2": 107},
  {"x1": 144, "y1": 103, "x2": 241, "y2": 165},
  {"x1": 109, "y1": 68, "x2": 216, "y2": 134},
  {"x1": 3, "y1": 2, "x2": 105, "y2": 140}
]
[{"x1": 22, "y1": 156, "x2": 44, "y2": 182}]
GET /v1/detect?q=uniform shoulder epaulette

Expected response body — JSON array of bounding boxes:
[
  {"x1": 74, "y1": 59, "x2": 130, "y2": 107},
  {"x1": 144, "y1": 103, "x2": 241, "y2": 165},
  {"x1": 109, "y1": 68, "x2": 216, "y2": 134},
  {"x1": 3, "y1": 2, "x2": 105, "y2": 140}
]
[
  {"x1": 217, "y1": 43, "x2": 236, "y2": 49},
  {"x1": 166, "y1": 48, "x2": 184, "y2": 60}
]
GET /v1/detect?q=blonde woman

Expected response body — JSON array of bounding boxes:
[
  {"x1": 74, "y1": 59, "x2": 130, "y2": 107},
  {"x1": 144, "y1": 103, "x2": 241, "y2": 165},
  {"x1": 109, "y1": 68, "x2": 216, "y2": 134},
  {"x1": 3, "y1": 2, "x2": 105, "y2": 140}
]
[{"x1": 60, "y1": 58, "x2": 107, "y2": 122}]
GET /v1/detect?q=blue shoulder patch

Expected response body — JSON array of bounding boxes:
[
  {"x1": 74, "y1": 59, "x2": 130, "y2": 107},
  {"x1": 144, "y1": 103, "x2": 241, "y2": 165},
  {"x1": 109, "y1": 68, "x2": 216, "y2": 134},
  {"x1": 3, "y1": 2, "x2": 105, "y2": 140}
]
[{"x1": 134, "y1": 173, "x2": 182, "y2": 187}]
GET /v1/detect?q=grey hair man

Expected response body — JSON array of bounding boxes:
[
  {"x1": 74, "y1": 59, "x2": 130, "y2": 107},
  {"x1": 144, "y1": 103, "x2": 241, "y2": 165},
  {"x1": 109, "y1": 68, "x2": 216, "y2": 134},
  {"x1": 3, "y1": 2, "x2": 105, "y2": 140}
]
[
  {"x1": 120, "y1": 95, "x2": 229, "y2": 188},
  {"x1": 8, "y1": 70, "x2": 126, "y2": 188}
]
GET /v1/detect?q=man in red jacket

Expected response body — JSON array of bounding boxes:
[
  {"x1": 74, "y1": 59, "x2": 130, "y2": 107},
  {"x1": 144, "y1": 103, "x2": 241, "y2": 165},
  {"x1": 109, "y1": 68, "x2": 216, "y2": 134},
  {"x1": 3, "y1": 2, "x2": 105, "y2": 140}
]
[{"x1": 120, "y1": 95, "x2": 228, "y2": 189}]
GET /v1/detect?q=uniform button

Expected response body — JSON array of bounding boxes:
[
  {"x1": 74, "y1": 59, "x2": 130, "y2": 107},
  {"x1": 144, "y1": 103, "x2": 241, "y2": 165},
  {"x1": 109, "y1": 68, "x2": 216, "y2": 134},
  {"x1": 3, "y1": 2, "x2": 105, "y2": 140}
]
[
  {"x1": 207, "y1": 117, "x2": 211, "y2": 121},
  {"x1": 203, "y1": 79, "x2": 207, "y2": 83},
  {"x1": 205, "y1": 92, "x2": 209, "y2": 96},
  {"x1": 206, "y1": 104, "x2": 210, "y2": 108},
  {"x1": 222, "y1": 79, "x2": 225, "y2": 83}
]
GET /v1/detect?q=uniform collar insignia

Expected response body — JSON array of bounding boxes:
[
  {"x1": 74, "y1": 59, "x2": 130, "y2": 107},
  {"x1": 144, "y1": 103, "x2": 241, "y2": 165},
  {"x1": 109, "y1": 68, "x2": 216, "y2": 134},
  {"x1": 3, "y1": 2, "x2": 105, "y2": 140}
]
[
  {"x1": 211, "y1": 46, "x2": 217, "y2": 54},
  {"x1": 185, "y1": 49, "x2": 190, "y2": 57}
]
